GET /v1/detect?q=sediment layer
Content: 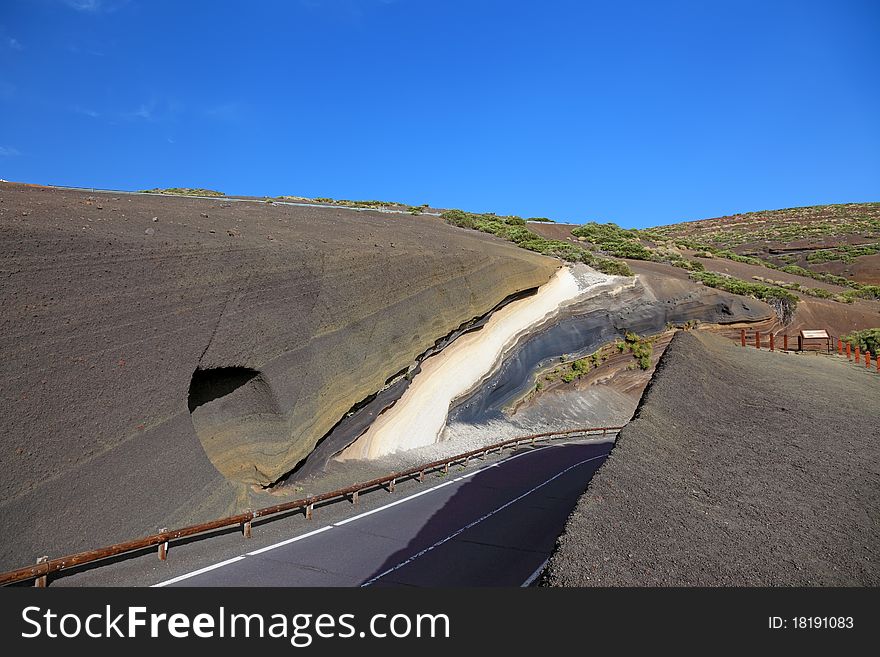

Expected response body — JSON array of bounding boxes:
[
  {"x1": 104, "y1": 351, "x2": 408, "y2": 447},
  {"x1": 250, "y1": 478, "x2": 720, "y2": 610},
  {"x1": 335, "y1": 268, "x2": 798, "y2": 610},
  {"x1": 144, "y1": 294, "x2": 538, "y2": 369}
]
[{"x1": 338, "y1": 266, "x2": 611, "y2": 460}]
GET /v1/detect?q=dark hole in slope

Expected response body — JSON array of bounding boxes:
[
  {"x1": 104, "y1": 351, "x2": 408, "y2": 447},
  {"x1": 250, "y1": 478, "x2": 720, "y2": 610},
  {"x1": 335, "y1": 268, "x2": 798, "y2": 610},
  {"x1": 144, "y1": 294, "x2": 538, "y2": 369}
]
[{"x1": 187, "y1": 367, "x2": 261, "y2": 413}]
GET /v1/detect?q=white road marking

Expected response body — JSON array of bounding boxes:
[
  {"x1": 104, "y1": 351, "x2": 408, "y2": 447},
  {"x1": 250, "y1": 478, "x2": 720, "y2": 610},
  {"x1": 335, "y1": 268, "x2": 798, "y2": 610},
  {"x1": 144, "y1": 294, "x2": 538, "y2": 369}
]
[
  {"x1": 151, "y1": 556, "x2": 245, "y2": 587},
  {"x1": 149, "y1": 437, "x2": 615, "y2": 586},
  {"x1": 245, "y1": 526, "x2": 334, "y2": 556},
  {"x1": 360, "y1": 453, "x2": 608, "y2": 587},
  {"x1": 521, "y1": 558, "x2": 550, "y2": 587},
  {"x1": 332, "y1": 447, "x2": 540, "y2": 527}
]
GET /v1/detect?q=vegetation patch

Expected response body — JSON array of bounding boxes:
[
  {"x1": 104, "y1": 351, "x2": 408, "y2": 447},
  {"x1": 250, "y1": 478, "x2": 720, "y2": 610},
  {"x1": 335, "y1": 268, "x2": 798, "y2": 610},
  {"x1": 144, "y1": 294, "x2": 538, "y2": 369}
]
[
  {"x1": 140, "y1": 187, "x2": 225, "y2": 197},
  {"x1": 442, "y1": 210, "x2": 634, "y2": 277},
  {"x1": 570, "y1": 222, "x2": 703, "y2": 271},
  {"x1": 842, "y1": 328, "x2": 880, "y2": 354},
  {"x1": 805, "y1": 243, "x2": 880, "y2": 264},
  {"x1": 690, "y1": 271, "x2": 798, "y2": 323},
  {"x1": 538, "y1": 332, "x2": 655, "y2": 392}
]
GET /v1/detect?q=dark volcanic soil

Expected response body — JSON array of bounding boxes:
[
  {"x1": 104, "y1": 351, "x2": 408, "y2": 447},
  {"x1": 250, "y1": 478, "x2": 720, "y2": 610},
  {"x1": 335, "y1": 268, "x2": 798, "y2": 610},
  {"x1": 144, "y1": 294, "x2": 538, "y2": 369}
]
[{"x1": 544, "y1": 330, "x2": 880, "y2": 586}]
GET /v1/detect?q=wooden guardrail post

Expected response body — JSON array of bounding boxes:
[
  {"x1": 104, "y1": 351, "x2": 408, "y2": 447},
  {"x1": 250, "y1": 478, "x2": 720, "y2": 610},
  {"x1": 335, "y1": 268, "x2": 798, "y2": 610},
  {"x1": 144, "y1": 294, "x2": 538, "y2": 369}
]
[
  {"x1": 783, "y1": 334, "x2": 788, "y2": 351},
  {"x1": 755, "y1": 331, "x2": 761, "y2": 349},
  {"x1": 855, "y1": 345, "x2": 860, "y2": 364},
  {"x1": 351, "y1": 490, "x2": 359, "y2": 505},
  {"x1": 741, "y1": 329, "x2": 746, "y2": 347},
  {"x1": 158, "y1": 529, "x2": 168, "y2": 561},
  {"x1": 769, "y1": 334, "x2": 775, "y2": 351},
  {"x1": 388, "y1": 478, "x2": 396, "y2": 493},
  {"x1": 34, "y1": 556, "x2": 48, "y2": 588},
  {"x1": 876, "y1": 354, "x2": 879, "y2": 372},
  {"x1": 837, "y1": 338, "x2": 843, "y2": 355},
  {"x1": 866, "y1": 352, "x2": 872, "y2": 369},
  {"x1": 242, "y1": 513, "x2": 252, "y2": 539},
  {"x1": 305, "y1": 504, "x2": 314, "y2": 520},
  {"x1": 846, "y1": 342, "x2": 851, "y2": 360}
]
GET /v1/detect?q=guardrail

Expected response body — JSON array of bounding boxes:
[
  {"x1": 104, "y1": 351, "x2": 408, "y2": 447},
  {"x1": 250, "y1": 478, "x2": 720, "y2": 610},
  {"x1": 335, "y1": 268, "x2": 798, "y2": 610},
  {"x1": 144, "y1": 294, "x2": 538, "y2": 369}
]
[
  {"x1": 737, "y1": 330, "x2": 879, "y2": 372},
  {"x1": 0, "y1": 425, "x2": 621, "y2": 587}
]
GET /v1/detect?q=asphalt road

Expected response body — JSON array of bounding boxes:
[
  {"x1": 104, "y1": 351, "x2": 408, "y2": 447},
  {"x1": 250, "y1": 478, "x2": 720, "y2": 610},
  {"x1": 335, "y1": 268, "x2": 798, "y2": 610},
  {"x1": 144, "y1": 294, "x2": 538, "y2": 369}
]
[{"x1": 155, "y1": 441, "x2": 611, "y2": 587}]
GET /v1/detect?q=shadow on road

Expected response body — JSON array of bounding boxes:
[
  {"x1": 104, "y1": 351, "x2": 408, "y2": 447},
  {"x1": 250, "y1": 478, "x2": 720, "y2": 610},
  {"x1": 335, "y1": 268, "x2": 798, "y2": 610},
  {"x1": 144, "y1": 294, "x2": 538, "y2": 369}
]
[{"x1": 360, "y1": 441, "x2": 611, "y2": 587}]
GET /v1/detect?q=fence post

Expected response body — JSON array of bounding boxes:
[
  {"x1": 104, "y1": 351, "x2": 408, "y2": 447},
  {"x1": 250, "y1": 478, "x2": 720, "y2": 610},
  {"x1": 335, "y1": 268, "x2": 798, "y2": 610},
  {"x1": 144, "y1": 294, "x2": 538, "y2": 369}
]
[
  {"x1": 783, "y1": 334, "x2": 788, "y2": 351},
  {"x1": 34, "y1": 556, "x2": 48, "y2": 588},
  {"x1": 755, "y1": 331, "x2": 761, "y2": 349},
  {"x1": 741, "y1": 329, "x2": 746, "y2": 347},
  {"x1": 158, "y1": 529, "x2": 168, "y2": 561},
  {"x1": 769, "y1": 334, "x2": 775, "y2": 351}
]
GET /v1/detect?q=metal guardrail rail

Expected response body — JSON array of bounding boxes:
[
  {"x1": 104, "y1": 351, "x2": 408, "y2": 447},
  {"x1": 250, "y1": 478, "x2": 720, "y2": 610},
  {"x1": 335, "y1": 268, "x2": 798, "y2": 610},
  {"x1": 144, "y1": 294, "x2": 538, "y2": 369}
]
[{"x1": 0, "y1": 426, "x2": 621, "y2": 587}]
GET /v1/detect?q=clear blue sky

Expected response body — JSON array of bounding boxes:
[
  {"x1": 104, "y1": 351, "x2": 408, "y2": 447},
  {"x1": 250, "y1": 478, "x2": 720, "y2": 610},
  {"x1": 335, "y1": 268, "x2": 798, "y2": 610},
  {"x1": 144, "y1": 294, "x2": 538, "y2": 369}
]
[{"x1": 1, "y1": 1, "x2": 878, "y2": 228}]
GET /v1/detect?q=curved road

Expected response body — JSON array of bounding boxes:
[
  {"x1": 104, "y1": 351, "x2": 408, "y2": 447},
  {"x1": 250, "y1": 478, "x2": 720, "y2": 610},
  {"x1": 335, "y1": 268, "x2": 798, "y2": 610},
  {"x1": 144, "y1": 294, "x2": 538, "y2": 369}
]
[{"x1": 154, "y1": 440, "x2": 612, "y2": 587}]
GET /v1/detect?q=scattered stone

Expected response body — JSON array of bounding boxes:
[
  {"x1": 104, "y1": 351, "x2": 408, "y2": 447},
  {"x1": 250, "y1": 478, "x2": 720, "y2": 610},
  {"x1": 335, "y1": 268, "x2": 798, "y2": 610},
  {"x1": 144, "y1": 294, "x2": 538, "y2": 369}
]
[
  {"x1": 144, "y1": 228, "x2": 154, "y2": 235},
  {"x1": 201, "y1": 212, "x2": 209, "y2": 218},
  {"x1": 209, "y1": 229, "x2": 216, "y2": 234},
  {"x1": 151, "y1": 217, "x2": 158, "y2": 222}
]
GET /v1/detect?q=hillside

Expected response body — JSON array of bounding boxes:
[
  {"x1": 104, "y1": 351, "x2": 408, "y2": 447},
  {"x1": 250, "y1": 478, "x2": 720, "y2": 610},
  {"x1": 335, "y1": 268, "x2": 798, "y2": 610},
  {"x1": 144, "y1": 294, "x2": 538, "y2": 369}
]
[
  {"x1": 527, "y1": 204, "x2": 880, "y2": 334},
  {"x1": 544, "y1": 330, "x2": 880, "y2": 586},
  {"x1": 650, "y1": 203, "x2": 880, "y2": 285},
  {"x1": 0, "y1": 182, "x2": 558, "y2": 570}
]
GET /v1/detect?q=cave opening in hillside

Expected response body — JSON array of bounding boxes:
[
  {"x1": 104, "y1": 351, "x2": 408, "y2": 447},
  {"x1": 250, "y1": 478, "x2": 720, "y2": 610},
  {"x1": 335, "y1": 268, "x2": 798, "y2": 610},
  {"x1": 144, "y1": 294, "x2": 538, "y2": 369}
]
[
  {"x1": 187, "y1": 367, "x2": 261, "y2": 413},
  {"x1": 187, "y1": 366, "x2": 288, "y2": 485}
]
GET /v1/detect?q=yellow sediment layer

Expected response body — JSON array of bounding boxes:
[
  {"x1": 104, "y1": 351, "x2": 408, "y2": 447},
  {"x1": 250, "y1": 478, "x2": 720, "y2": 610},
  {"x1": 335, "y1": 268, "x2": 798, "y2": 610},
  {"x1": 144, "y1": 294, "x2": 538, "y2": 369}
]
[{"x1": 337, "y1": 266, "x2": 602, "y2": 460}]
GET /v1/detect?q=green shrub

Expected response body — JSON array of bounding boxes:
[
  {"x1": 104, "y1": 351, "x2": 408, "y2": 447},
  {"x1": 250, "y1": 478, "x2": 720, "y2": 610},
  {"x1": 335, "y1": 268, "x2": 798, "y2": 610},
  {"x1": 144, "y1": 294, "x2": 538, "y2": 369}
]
[
  {"x1": 140, "y1": 187, "x2": 225, "y2": 197},
  {"x1": 804, "y1": 287, "x2": 833, "y2": 299},
  {"x1": 442, "y1": 209, "x2": 633, "y2": 276},
  {"x1": 842, "y1": 328, "x2": 880, "y2": 354},
  {"x1": 690, "y1": 271, "x2": 798, "y2": 322},
  {"x1": 842, "y1": 285, "x2": 880, "y2": 302}
]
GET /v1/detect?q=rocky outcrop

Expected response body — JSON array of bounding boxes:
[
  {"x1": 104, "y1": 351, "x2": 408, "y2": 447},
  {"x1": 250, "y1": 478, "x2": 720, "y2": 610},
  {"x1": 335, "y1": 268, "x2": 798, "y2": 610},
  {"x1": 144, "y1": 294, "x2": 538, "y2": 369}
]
[{"x1": 0, "y1": 183, "x2": 557, "y2": 568}]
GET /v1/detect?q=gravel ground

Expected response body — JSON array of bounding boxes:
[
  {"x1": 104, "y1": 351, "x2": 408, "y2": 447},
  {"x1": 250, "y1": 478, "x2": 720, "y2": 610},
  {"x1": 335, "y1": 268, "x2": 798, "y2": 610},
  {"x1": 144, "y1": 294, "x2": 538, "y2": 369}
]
[{"x1": 544, "y1": 330, "x2": 880, "y2": 586}]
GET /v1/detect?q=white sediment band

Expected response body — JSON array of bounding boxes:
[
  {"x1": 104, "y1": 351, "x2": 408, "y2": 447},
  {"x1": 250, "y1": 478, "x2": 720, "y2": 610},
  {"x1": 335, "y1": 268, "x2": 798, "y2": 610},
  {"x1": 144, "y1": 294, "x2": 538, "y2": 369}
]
[{"x1": 336, "y1": 265, "x2": 613, "y2": 460}]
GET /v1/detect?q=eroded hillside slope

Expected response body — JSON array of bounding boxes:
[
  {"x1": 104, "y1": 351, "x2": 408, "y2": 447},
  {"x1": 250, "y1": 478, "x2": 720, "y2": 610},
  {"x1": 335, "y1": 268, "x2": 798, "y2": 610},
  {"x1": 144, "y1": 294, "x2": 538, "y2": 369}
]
[{"x1": 545, "y1": 330, "x2": 880, "y2": 586}]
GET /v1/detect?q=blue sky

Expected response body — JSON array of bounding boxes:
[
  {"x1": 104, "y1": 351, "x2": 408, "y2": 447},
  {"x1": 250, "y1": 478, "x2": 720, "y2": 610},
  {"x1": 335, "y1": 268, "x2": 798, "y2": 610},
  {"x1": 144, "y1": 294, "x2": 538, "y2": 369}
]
[{"x1": 1, "y1": 0, "x2": 878, "y2": 227}]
